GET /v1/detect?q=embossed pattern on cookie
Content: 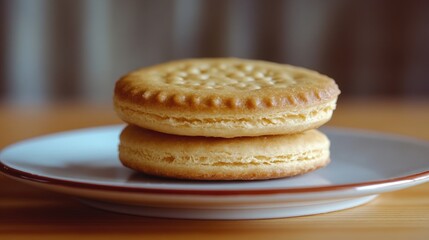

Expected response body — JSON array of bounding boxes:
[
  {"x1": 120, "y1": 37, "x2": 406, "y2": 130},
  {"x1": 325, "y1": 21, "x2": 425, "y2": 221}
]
[
  {"x1": 115, "y1": 59, "x2": 339, "y2": 111},
  {"x1": 154, "y1": 62, "x2": 298, "y2": 91}
]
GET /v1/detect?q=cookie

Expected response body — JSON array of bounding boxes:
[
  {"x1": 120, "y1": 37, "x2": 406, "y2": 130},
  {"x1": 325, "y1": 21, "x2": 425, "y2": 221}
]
[
  {"x1": 119, "y1": 125, "x2": 330, "y2": 180},
  {"x1": 114, "y1": 58, "x2": 340, "y2": 138}
]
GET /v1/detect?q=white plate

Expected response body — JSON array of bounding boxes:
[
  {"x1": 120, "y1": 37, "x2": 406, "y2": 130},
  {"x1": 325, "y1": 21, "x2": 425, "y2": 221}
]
[{"x1": 1, "y1": 125, "x2": 429, "y2": 220}]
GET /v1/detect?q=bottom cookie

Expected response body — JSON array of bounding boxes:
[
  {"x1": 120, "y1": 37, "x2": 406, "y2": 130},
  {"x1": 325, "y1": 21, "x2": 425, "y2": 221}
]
[{"x1": 119, "y1": 125, "x2": 330, "y2": 180}]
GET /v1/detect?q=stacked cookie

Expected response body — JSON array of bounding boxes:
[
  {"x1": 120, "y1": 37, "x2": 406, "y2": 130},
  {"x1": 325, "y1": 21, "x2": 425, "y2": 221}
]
[{"x1": 114, "y1": 58, "x2": 340, "y2": 180}]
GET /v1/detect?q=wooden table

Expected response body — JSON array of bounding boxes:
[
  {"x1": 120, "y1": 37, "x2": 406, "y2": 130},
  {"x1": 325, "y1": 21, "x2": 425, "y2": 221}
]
[{"x1": 1, "y1": 99, "x2": 429, "y2": 239}]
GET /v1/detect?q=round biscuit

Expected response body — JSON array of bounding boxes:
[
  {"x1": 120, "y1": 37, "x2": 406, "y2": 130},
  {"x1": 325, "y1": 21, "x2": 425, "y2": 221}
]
[
  {"x1": 114, "y1": 58, "x2": 340, "y2": 137},
  {"x1": 119, "y1": 125, "x2": 331, "y2": 180}
]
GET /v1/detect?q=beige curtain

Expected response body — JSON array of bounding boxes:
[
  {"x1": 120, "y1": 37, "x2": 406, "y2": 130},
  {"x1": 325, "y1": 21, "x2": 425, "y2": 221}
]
[{"x1": 1, "y1": 0, "x2": 428, "y2": 104}]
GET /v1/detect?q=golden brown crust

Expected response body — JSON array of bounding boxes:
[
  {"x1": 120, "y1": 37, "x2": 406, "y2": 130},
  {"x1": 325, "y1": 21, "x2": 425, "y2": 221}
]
[
  {"x1": 118, "y1": 125, "x2": 331, "y2": 180},
  {"x1": 114, "y1": 58, "x2": 340, "y2": 113}
]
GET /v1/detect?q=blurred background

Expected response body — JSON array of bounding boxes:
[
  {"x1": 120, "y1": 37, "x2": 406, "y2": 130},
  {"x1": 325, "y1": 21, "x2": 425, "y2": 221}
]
[{"x1": 0, "y1": 0, "x2": 428, "y2": 105}]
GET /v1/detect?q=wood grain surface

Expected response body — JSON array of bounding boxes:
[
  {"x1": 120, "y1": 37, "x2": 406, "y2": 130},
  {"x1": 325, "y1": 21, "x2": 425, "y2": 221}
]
[{"x1": 1, "y1": 99, "x2": 429, "y2": 240}]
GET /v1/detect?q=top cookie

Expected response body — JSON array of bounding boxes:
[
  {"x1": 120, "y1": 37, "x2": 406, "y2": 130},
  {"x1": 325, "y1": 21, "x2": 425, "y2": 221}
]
[{"x1": 114, "y1": 58, "x2": 340, "y2": 137}]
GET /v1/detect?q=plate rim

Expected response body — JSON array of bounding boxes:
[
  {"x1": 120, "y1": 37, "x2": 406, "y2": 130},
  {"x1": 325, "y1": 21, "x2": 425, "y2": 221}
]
[
  {"x1": 1, "y1": 162, "x2": 429, "y2": 196},
  {"x1": 1, "y1": 125, "x2": 429, "y2": 196}
]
